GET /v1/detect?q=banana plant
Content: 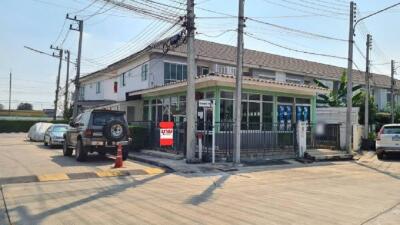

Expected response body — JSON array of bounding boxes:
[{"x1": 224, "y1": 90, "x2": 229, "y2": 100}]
[{"x1": 314, "y1": 71, "x2": 363, "y2": 107}]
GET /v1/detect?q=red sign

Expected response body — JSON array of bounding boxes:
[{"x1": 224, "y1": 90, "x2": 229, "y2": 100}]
[{"x1": 160, "y1": 122, "x2": 174, "y2": 146}]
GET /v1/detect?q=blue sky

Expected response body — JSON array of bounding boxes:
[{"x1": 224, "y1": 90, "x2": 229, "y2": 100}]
[{"x1": 0, "y1": 0, "x2": 399, "y2": 110}]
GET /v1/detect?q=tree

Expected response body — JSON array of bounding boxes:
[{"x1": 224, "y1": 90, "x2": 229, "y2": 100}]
[
  {"x1": 0, "y1": 103, "x2": 3, "y2": 110},
  {"x1": 17, "y1": 103, "x2": 33, "y2": 110},
  {"x1": 357, "y1": 92, "x2": 378, "y2": 125},
  {"x1": 314, "y1": 71, "x2": 363, "y2": 107}
]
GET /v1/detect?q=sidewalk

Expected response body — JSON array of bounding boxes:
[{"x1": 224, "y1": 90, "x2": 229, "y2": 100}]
[{"x1": 127, "y1": 150, "x2": 337, "y2": 175}]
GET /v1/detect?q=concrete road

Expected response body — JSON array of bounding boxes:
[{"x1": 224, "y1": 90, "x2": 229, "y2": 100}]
[{"x1": 1, "y1": 133, "x2": 400, "y2": 225}]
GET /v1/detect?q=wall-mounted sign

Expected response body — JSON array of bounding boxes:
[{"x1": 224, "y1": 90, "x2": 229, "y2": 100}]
[
  {"x1": 198, "y1": 99, "x2": 212, "y2": 108},
  {"x1": 160, "y1": 121, "x2": 174, "y2": 146}
]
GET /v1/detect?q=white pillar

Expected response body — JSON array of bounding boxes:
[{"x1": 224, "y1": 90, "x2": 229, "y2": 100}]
[{"x1": 297, "y1": 122, "x2": 307, "y2": 158}]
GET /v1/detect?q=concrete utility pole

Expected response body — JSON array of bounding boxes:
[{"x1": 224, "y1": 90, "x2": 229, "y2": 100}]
[
  {"x1": 8, "y1": 70, "x2": 12, "y2": 115},
  {"x1": 50, "y1": 45, "x2": 63, "y2": 121},
  {"x1": 391, "y1": 60, "x2": 395, "y2": 123},
  {"x1": 67, "y1": 14, "x2": 83, "y2": 119},
  {"x1": 185, "y1": 0, "x2": 196, "y2": 163},
  {"x1": 64, "y1": 50, "x2": 70, "y2": 118},
  {"x1": 364, "y1": 34, "x2": 372, "y2": 139},
  {"x1": 345, "y1": 1, "x2": 356, "y2": 153},
  {"x1": 233, "y1": 0, "x2": 245, "y2": 164}
]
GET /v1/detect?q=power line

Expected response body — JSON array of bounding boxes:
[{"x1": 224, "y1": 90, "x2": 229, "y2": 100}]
[
  {"x1": 245, "y1": 32, "x2": 347, "y2": 60},
  {"x1": 247, "y1": 17, "x2": 347, "y2": 42},
  {"x1": 259, "y1": 0, "x2": 347, "y2": 20}
]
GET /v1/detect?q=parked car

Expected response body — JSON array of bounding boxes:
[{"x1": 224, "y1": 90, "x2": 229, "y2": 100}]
[
  {"x1": 376, "y1": 124, "x2": 400, "y2": 159},
  {"x1": 63, "y1": 110, "x2": 131, "y2": 162},
  {"x1": 27, "y1": 122, "x2": 53, "y2": 141},
  {"x1": 44, "y1": 124, "x2": 69, "y2": 148}
]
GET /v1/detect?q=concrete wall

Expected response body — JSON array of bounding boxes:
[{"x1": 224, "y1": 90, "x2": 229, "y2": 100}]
[{"x1": 316, "y1": 107, "x2": 359, "y2": 150}]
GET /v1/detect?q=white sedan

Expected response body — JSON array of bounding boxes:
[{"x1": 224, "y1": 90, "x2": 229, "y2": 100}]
[{"x1": 376, "y1": 124, "x2": 400, "y2": 159}]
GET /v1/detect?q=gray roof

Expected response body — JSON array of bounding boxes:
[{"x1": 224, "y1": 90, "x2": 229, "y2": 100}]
[
  {"x1": 82, "y1": 38, "x2": 397, "y2": 89},
  {"x1": 158, "y1": 39, "x2": 397, "y2": 89}
]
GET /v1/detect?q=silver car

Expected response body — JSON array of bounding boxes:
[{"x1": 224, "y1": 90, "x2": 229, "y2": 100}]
[{"x1": 44, "y1": 124, "x2": 69, "y2": 148}]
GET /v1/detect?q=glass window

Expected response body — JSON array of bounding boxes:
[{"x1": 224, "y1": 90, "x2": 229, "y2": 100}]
[
  {"x1": 171, "y1": 64, "x2": 177, "y2": 80},
  {"x1": 262, "y1": 95, "x2": 273, "y2": 102},
  {"x1": 248, "y1": 102, "x2": 260, "y2": 130},
  {"x1": 96, "y1": 82, "x2": 101, "y2": 94},
  {"x1": 242, "y1": 93, "x2": 248, "y2": 100},
  {"x1": 164, "y1": 63, "x2": 170, "y2": 83},
  {"x1": 220, "y1": 99, "x2": 233, "y2": 121},
  {"x1": 183, "y1": 65, "x2": 187, "y2": 80},
  {"x1": 221, "y1": 91, "x2": 233, "y2": 99},
  {"x1": 277, "y1": 96, "x2": 293, "y2": 103},
  {"x1": 205, "y1": 91, "x2": 214, "y2": 99},
  {"x1": 177, "y1": 64, "x2": 183, "y2": 80},
  {"x1": 249, "y1": 94, "x2": 260, "y2": 101},
  {"x1": 141, "y1": 64, "x2": 148, "y2": 81},
  {"x1": 143, "y1": 105, "x2": 149, "y2": 121},
  {"x1": 296, "y1": 98, "x2": 310, "y2": 104},
  {"x1": 262, "y1": 102, "x2": 273, "y2": 130}
]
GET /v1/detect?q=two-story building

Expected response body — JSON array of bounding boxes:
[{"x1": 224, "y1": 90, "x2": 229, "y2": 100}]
[{"x1": 79, "y1": 39, "x2": 398, "y2": 119}]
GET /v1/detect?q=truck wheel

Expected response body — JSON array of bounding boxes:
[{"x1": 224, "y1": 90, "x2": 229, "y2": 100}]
[
  {"x1": 75, "y1": 139, "x2": 88, "y2": 162},
  {"x1": 63, "y1": 140, "x2": 73, "y2": 156},
  {"x1": 103, "y1": 120, "x2": 127, "y2": 142},
  {"x1": 377, "y1": 151, "x2": 384, "y2": 160}
]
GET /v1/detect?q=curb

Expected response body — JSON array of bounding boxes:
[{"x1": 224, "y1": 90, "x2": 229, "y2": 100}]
[{"x1": 128, "y1": 154, "x2": 175, "y2": 173}]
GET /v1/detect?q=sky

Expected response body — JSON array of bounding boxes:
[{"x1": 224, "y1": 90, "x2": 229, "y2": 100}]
[{"x1": 0, "y1": 0, "x2": 400, "y2": 110}]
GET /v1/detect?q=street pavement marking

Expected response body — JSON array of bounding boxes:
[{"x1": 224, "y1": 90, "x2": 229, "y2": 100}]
[
  {"x1": 96, "y1": 170, "x2": 123, "y2": 177},
  {"x1": 0, "y1": 168, "x2": 168, "y2": 185},
  {"x1": 37, "y1": 173, "x2": 70, "y2": 182},
  {"x1": 144, "y1": 167, "x2": 165, "y2": 174}
]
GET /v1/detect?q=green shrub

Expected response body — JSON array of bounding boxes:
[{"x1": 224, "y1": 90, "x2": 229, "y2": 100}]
[
  {"x1": 0, "y1": 120, "x2": 68, "y2": 133},
  {"x1": 128, "y1": 126, "x2": 149, "y2": 151},
  {"x1": 375, "y1": 112, "x2": 391, "y2": 132}
]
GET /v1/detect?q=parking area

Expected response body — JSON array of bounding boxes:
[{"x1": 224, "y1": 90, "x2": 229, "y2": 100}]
[
  {"x1": 0, "y1": 133, "x2": 163, "y2": 182},
  {"x1": 1, "y1": 133, "x2": 400, "y2": 225}
]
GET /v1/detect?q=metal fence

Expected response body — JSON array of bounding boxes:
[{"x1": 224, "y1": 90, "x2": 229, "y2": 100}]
[
  {"x1": 306, "y1": 123, "x2": 341, "y2": 150},
  {"x1": 129, "y1": 121, "x2": 297, "y2": 161}
]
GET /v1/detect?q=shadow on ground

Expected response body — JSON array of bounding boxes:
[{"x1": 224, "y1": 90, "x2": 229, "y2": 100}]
[{"x1": 9, "y1": 173, "x2": 167, "y2": 225}]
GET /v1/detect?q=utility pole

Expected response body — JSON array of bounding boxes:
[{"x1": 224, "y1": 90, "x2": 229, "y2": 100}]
[
  {"x1": 50, "y1": 45, "x2": 63, "y2": 121},
  {"x1": 8, "y1": 70, "x2": 12, "y2": 115},
  {"x1": 67, "y1": 14, "x2": 83, "y2": 119},
  {"x1": 64, "y1": 50, "x2": 70, "y2": 119},
  {"x1": 364, "y1": 34, "x2": 372, "y2": 139},
  {"x1": 185, "y1": 0, "x2": 196, "y2": 163},
  {"x1": 233, "y1": 0, "x2": 245, "y2": 164},
  {"x1": 345, "y1": 1, "x2": 356, "y2": 153},
  {"x1": 391, "y1": 60, "x2": 395, "y2": 123}
]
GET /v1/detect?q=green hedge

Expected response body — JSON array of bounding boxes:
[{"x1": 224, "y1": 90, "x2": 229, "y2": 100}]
[
  {"x1": 0, "y1": 120, "x2": 68, "y2": 133},
  {"x1": 128, "y1": 126, "x2": 149, "y2": 151}
]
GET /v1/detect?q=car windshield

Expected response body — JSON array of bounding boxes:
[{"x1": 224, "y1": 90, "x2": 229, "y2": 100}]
[
  {"x1": 92, "y1": 112, "x2": 125, "y2": 126},
  {"x1": 52, "y1": 126, "x2": 67, "y2": 132},
  {"x1": 383, "y1": 126, "x2": 400, "y2": 134}
]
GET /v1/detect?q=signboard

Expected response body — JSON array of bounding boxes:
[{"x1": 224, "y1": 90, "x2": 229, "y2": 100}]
[
  {"x1": 198, "y1": 99, "x2": 212, "y2": 108},
  {"x1": 160, "y1": 122, "x2": 174, "y2": 146}
]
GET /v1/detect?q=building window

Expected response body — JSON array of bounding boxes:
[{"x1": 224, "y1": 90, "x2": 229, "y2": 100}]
[
  {"x1": 216, "y1": 64, "x2": 236, "y2": 76},
  {"x1": 197, "y1": 66, "x2": 209, "y2": 75},
  {"x1": 141, "y1": 64, "x2": 148, "y2": 81},
  {"x1": 164, "y1": 62, "x2": 187, "y2": 84},
  {"x1": 96, "y1": 81, "x2": 101, "y2": 94},
  {"x1": 113, "y1": 81, "x2": 118, "y2": 93},
  {"x1": 79, "y1": 85, "x2": 85, "y2": 100},
  {"x1": 120, "y1": 73, "x2": 126, "y2": 87}
]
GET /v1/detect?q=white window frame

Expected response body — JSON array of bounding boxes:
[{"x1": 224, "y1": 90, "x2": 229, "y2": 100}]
[
  {"x1": 141, "y1": 64, "x2": 148, "y2": 81},
  {"x1": 96, "y1": 81, "x2": 101, "y2": 94}
]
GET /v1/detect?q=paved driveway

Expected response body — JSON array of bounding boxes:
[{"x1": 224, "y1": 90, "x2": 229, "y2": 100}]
[{"x1": 1, "y1": 133, "x2": 400, "y2": 225}]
